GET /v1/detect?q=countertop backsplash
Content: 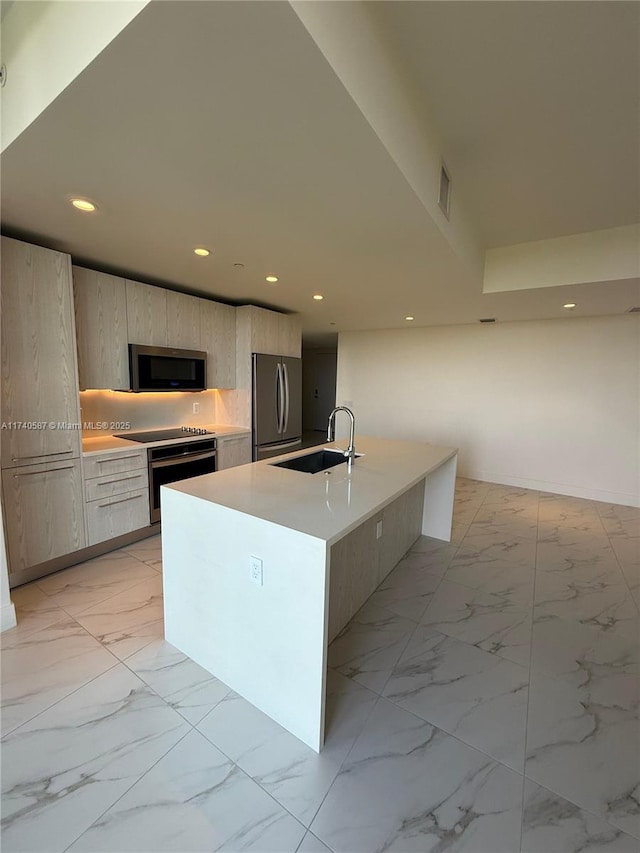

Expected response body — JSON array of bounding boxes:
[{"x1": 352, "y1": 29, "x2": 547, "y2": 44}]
[{"x1": 79, "y1": 389, "x2": 217, "y2": 436}]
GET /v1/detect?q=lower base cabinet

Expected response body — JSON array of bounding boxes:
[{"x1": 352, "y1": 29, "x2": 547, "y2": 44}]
[
  {"x1": 86, "y1": 488, "x2": 150, "y2": 545},
  {"x1": 217, "y1": 434, "x2": 252, "y2": 470},
  {"x1": 83, "y1": 450, "x2": 150, "y2": 545},
  {"x1": 1, "y1": 459, "x2": 86, "y2": 575}
]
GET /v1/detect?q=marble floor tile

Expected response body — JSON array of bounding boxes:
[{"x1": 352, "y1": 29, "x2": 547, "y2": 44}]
[
  {"x1": 124, "y1": 639, "x2": 231, "y2": 725},
  {"x1": 534, "y1": 572, "x2": 640, "y2": 640},
  {"x1": 367, "y1": 558, "x2": 442, "y2": 622},
  {"x1": 452, "y1": 535, "x2": 537, "y2": 569},
  {"x1": 124, "y1": 534, "x2": 162, "y2": 568},
  {"x1": 421, "y1": 580, "x2": 532, "y2": 667},
  {"x1": 310, "y1": 698, "x2": 523, "y2": 853},
  {"x1": 445, "y1": 553, "x2": 535, "y2": 604},
  {"x1": 521, "y1": 779, "x2": 640, "y2": 853},
  {"x1": 0, "y1": 584, "x2": 70, "y2": 648},
  {"x1": 67, "y1": 729, "x2": 306, "y2": 853},
  {"x1": 328, "y1": 602, "x2": 416, "y2": 693},
  {"x1": 73, "y1": 574, "x2": 164, "y2": 661},
  {"x1": 537, "y1": 523, "x2": 610, "y2": 547},
  {"x1": 409, "y1": 534, "x2": 459, "y2": 563},
  {"x1": 0, "y1": 617, "x2": 117, "y2": 736},
  {"x1": 538, "y1": 496, "x2": 600, "y2": 523},
  {"x1": 526, "y1": 643, "x2": 640, "y2": 839},
  {"x1": 482, "y1": 485, "x2": 540, "y2": 509},
  {"x1": 297, "y1": 831, "x2": 332, "y2": 852},
  {"x1": 610, "y1": 536, "x2": 640, "y2": 575},
  {"x1": 473, "y1": 502, "x2": 539, "y2": 526},
  {"x1": 383, "y1": 625, "x2": 528, "y2": 771},
  {"x1": 1, "y1": 664, "x2": 190, "y2": 853},
  {"x1": 197, "y1": 672, "x2": 378, "y2": 826},
  {"x1": 596, "y1": 503, "x2": 640, "y2": 539},
  {"x1": 529, "y1": 615, "x2": 639, "y2": 688},
  {"x1": 35, "y1": 551, "x2": 159, "y2": 616}
]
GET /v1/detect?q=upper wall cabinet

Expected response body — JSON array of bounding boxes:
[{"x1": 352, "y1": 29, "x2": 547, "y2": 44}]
[
  {"x1": 200, "y1": 299, "x2": 236, "y2": 389},
  {"x1": 166, "y1": 290, "x2": 201, "y2": 350},
  {"x1": 126, "y1": 280, "x2": 168, "y2": 347},
  {"x1": 1, "y1": 238, "x2": 82, "y2": 468},
  {"x1": 240, "y1": 305, "x2": 301, "y2": 357},
  {"x1": 73, "y1": 267, "x2": 129, "y2": 390}
]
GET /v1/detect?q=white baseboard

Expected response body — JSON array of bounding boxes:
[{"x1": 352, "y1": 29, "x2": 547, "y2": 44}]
[
  {"x1": 463, "y1": 470, "x2": 639, "y2": 508},
  {"x1": 1, "y1": 601, "x2": 17, "y2": 632}
]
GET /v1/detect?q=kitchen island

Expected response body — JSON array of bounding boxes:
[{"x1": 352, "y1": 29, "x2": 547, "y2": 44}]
[{"x1": 161, "y1": 436, "x2": 457, "y2": 750}]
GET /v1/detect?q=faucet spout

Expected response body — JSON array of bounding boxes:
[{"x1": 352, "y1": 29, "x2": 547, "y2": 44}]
[{"x1": 327, "y1": 406, "x2": 357, "y2": 468}]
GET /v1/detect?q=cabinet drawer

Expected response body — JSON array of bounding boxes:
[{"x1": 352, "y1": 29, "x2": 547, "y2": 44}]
[
  {"x1": 86, "y1": 488, "x2": 150, "y2": 546},
  {"x1": 83, "y1": 449, "x2": 147, "y2": 478},
  {"x1": 85, "y1": 467, "x2": 149, "y2": 501}
]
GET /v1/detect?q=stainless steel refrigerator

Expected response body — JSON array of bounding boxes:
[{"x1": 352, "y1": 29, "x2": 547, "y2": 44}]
[{"x1": 252, "y1": 353, "x2": 302, "y2": 461}]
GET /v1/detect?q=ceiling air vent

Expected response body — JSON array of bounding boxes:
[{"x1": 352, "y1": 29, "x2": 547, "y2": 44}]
[
  {"x1": 627, "y1": 306, "x2": 640, "y2": 313},
  {"x1": 438, "y1": 162, "x2": 451, "y2": 219},
  {"x1": 479, "y1": 317, "x2": 496, "y2": 323}
]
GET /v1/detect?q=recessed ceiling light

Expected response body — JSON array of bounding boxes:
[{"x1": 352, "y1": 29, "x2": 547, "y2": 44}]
[
  {"x1": 266, "y1": 275, "x2": 278, "y2": 283},
  {"x1": 313, "y1": 294, "x2": 324, "y2": 301},
  {"x1": 194, "y1": 247, "x2": 210, "y2": 257},
  {"x1": 70, "y1": 197, "x2": 97, "y2": 212},
  {"x1": 563, "y1": 303, "x2": 577, "y2": 309},
  {"x1": 405, "y1": 315, "x2": 414, "y2": 321}
]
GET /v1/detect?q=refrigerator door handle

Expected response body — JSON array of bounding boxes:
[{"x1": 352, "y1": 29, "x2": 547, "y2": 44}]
[
  {"x1": 275, "y1": 363, "x2": 283, "y2": 434},
  {"x1": 283, "y1": 362, "x2": 290, "y2": 433}
]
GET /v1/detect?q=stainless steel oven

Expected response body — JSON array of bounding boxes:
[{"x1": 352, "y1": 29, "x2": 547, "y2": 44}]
[{"x1": 148, "y1": 438, "x2": 216, "y2": 523}]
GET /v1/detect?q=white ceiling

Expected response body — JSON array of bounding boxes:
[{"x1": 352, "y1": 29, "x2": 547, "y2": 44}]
[{"x1": 1, "y1": 0, "x2": 638, "y2": 342}]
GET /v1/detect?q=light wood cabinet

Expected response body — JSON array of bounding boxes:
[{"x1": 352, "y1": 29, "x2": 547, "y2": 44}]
[
  {"x1": 86, "y1": 488, "x2": 150, "y2": 546},
  {"x1": 1, "y1": 460, "x2": 86, "y2": 574},
  {"x1": 126, "y1": 280, "x2": 167, "y2": 346},
  {"x1": 1, "y1": 237, "x2": 82, "y2": 468},
  {"x1": 166, "y1": 291, "x2": 201, "y2": 350},
  {"x1": 200, "y1": 299, "x2": 236, "y2": 388},
  {"x1": 83, "y1": 448, "x2": 150, "y2": 545},
  {"x1": 73, "y1": 267, "x2": 129, "y2": 390},
  {"x1": 237, "y1": 305, "x2": 301, "y2": 357},
  {"x1": 216, "y1": 434, "x2": 251, "y2": 470}
]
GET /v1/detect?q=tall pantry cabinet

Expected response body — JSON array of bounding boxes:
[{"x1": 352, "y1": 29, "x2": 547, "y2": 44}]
[{"x1": 1, "y1": 237, "x2": 86, "y2": 581}]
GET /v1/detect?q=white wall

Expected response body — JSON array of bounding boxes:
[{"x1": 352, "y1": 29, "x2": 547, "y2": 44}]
[
  {"x1": 336, "y1": 315, "x2": 640, "y2": 506},
  {"x1": 0, "y1": 500, "x2": 17, "y2": 632}
]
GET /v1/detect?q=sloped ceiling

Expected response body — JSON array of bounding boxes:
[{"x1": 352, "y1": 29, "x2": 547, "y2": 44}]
[{"x1": 1, "y1": 0, "x2": 638, "y2": 339}]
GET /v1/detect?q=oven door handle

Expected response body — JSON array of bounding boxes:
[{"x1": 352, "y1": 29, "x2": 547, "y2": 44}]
[{"x1": 149, "y1": 450, "x2": 216, "y2": 469}]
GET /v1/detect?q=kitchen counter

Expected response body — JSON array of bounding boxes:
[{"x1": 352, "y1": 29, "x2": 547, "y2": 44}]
[
  {"x1": 161, "y1": 435, "x2": 457, "y2": 751},
  {"x1": 166, "y1": 435, "x2": 456, "y2": 545},
  {"x1": 82, "y1": 424, "x2": 250, "y2": 455}
]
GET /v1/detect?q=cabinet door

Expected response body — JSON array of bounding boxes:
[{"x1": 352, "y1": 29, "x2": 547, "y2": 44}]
[
  {"x1": 249, "y1": 306, "x2": 280, "y2": 355},
  {"x1": 200, "y1": 299, "x2": 236, "y2": 388},
  {"x1": 126, "y1": 280, "x2": 167, "y2": 346},
  {"x1": 73, "y1": 267, "x2": 129, "y2": 390},
  {"x1": 166, "y1": 291, "x2": 201, "y2": 350},
  {"x1": 2, "y1": 460, "x2": 86, "y2": 573},
  {"x1": 1, "y1": 238, "x2": 82, "y2": 468},
  {"x1": 278, "y1": 314, "x2": 302, "y2": 358},
  {"x1": 217, "y1": 435, "x2": 251, "y2": 470}
]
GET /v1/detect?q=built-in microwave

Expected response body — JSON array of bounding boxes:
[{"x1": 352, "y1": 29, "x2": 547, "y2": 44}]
[{"x1": 129, "y1": 344, "x2": 207, "y2": 392}]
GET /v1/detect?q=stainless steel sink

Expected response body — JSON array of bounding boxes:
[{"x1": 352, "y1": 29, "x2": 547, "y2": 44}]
[{"x1": 271, "y1": 448, "x2": 360, "y2": 474}]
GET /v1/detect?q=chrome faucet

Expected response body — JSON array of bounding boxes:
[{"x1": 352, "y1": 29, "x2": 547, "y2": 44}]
[{"x1": 327, "y1": 406, "x2": 357, "y2": 468}]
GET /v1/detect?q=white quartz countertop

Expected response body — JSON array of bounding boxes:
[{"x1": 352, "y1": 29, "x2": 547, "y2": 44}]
[
  {"x1": 82, "y1": 424, "x2": 250, "y2": 456},
  {"x1": 164, "y1": 435, "x2": 457, "y2": 544}
]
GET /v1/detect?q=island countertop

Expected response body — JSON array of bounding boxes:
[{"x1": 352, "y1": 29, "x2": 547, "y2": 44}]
[{"x1": 164, "y1": 435, "x2": 457, "y2": 545}]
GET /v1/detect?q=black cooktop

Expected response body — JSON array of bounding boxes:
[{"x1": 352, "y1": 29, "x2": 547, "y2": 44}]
[{"x1": 114, "y1": 428, "x2": 215, "y2": 443}]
